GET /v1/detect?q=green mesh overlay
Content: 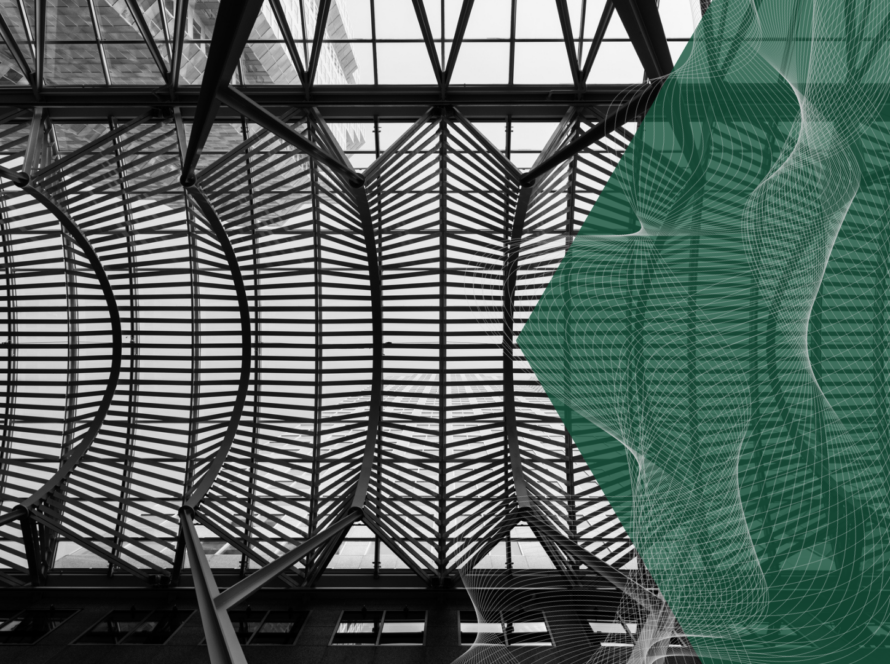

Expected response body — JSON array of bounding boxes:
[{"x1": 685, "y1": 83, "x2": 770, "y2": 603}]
[{"x1": 518, "y1": 1, "x2": 890, "y2": 662}]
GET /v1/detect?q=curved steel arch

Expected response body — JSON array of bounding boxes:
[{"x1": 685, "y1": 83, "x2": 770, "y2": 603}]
[
  {"x1": 0, "y1": 171, "x2": 123, "y2": 583},
  {"x1": 182, "y1": 185, "x2": 253, "y2": 510}
]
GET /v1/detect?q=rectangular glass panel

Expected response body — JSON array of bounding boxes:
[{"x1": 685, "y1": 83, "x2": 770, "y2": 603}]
[
  {"x1": 45, "y1": 44, "x2": 106, "y2": 85},
  {"x1": 332, "y1": 610, "x2": 382, "y2": 645},
  {"x1": 507, "y1": 621, "x2": 551, "y2": 646},
  {"x1": 77, "y1": 609, "x2": 150, "y2": 644},
  {"x1": 228, "y1": 609, "x2": 265, "y2": 645},
  {"x1": 105, "y1": 42, "x2": 166, "y2": 85},
  {"x1": 120, "y1": 609, "x2": 189, "y2": 644},
  {"x1": 0, "y1": 609, "x2": 73, "y2": 645},
  {"x1": 250, "y1": 610, "x2": 309, "y2": 645},
  {"x1": 379, "y1": 610, "x2": 425, "y2": 645}
]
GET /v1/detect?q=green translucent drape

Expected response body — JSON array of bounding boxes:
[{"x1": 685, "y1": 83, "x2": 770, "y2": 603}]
[{"x1": 519, "y1": 1, "x2": 890, "y2": 661}]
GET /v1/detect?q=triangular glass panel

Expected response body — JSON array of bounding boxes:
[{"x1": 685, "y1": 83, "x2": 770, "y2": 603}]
[
  {"x1": 240, "y1": 0, "x2": 301, "y2": 85},
  {"x1": 0, "y1": 1, "x2": 35, "y2": 71},
  {"x1": 136, "y1": 0, "x2": 172, "y2": 68},
  {"x1": 178, "y1": 0, "x2": 215, "y2": 85},
  {"x1": 0, "y1": 36, "x2": 29, "y2": 85},
  {"x1": 513, "y1": 0, "x2": 574, "y2": 84},
  {"x1": 318, "y1": 0, "x2": 371, "y2": 85},
  {"x1": 567, "y1": 0, "x2": 611, "y2": 68},
  {"x1": 95, "y1": 0, "x2": 166, "y2": 85}
]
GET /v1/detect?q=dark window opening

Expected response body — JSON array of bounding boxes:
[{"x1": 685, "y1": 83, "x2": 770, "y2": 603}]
[
  {"x1": 200, "y1": 608, "x2": 309, "y2": 646},
  {"x1": 250, "y1": 610, "x2": 309, "y2": 645},
  {"x1": 332, "y1": 609, "x2": 426, "y2": 646},
  {"x1": 459, "y1": 610, "x2": 553, "y2": 646},
  {"x1": 76, "y1": 607, "x2": 191, "y2": 645},
  {"x1": 503, "y1": 610, "x2": 552, "y2": 646},
  {"x1": 379, "y1": 610, "x2": 426, "y2": 645},
  {"x1": 460, "y1": 610, "x2": 506, "y2": 646},
  {"x1": 0, "y1": 608, "x2": 77, "y2": 645}
]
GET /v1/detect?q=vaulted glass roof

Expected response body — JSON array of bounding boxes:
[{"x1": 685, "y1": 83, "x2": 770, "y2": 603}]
[
  {"x1": 0, "y1": 1, "x2": 702, "y2": 661},
  {"x1": 1, "y1": 0, "x2": 699, "y2": 88}
]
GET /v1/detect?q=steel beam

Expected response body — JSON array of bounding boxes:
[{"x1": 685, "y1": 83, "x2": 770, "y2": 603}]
[
  {"x1": 362, "y1": 107, "x2": 440, "y2": 182},
  {"x1": 411, "y1": 0, "x2": 444, "y2": 87},
  {"x1": 180, "y1": 510, "x2": 247, "y2": 664},
  {"x1": 182, "y1": 185, "x2": 252, "y2": 509},
  {"x1": 268, "y1": 0, "x2": 308, "y2": 86},
  {"x1": 306, "y1": 0, "x2": 333, "y2": 88},
  {"x1": 581, "y1": 0, "x2": 614, "y2": 83},
  {"x1": 443, "y1": 0, "x2": 475, "y2": 87},
  {"x1": 521, "y1": 81, "x2": 660, "y2": 185},
  {"x1": 504, "y1": 184, "x2": 534, "y2": 510},
  {"x1": 35, "y1": 0, "x2": 45, "y2": 93},
  {"x1": 524, "y1": 509, "x2": 660, "y2": 612},
  {"x1": 361, "y1": 513, "x2": 433, "y2": 584},
  {"x1": 6, "y1": 183, "x2": 122, "y2": 515},
  {"x1": 181, "y1": 0, "x2": 265, "y2": 182},
  {"x1": 0, "y1": 84, "x2": 653, "y2": 121},
  {"x1": 215, "y1": 87, "x2": 362, "y2": 186},
  {"x1": 613, "y1": 0, "x2": 673, "y2": 79},
  {"x1": 124, "y1": 0, "x2": 170, "y2": 84},
  {"x1": 449, "y1": 106, "x2": 521, "y2": 184},
  {"x1": 0, "y1": 11, "x2": 33, "y2": 87},
  {"x1": 170, "y1": 0, "x2": 188, "y2": 91},
  {"x1": 0, "y1": 160, "x2": 123, "y2": 584},
  {"x1": 555, "y1": 0, "x2": 582, "y2": 87},
  {"x1": 214, "y1": 511, "x2": 362, "y2": 611}
]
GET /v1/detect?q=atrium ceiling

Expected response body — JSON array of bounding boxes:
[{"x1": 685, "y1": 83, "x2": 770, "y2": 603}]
[{"x1": 0, "y1": 0, "x2": 700, "y2": 643}]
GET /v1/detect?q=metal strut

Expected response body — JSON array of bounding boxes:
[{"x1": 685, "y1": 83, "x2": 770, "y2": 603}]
[{"x1": 0, "y1": 158, "x2": 123, "y2": 585}]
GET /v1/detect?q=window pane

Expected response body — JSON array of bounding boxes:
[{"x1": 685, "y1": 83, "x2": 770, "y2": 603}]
[
  {"x1": 451, "y1": 43, "x2": 510, "y2": 84},
  {"x1": 77, "y1": 609, "x2": 151, "y2": 644},
  {"x1": 515, "y1": 0, "x2": 563, "y2": 38},
  {"x1": 587, "y1": 41, "x2": 645, "y2": 84},
  {"x1": 379, "y1": 610, "x2": 425, "y2": 645},
  {"x1": 376, "y1": 43, "x2": 438, "y2": 84},
  {"x1": 45, "y1": 44, "x2": 106, "y2": 86},
  {"x1": 0, "y1": 609, "x2": 76, "y2": 645},
  {"x1": 508, "y1": 621, "x2": 552, "y2": 646},
  {"x1": 464, "y1": 0, "x2": 511, "y2": 39},
  {"x1": 513, "y1": 42, "x2": 573, "y2": 84},
  {"x1": 228, "y1": 609, "x2": 266, "y2": 645},
  {"x1": 459, "y1": 610, "x2": 504, "y2": 646},
  {"x1": 339, "y1": 0, "x2": 373, "y2": 39},
  {"x1": 120, "y1": 609, "x2": 191, "y2": 645},
  {"x1": 374, "y1": 0, "x2": 424, "y2": 39},
  {"x1": 250, "y1": 610, "x2": 309, "y2": 645},
  {"x1": 332, "y1": 610, "x2": 382, "y2": 645}
]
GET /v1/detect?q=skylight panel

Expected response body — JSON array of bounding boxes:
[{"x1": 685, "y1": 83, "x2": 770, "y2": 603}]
[
  {"x1": 514, "y1": 0, "x2": 562, "y2": 39},
  {"x1": 374, "y1": 0, "x2": 424, "y2": 39},
  {"x1": 0, "y1": 1, "x2": 34, "y2": 70},
  {"x1": 45, "y1": 0, "x2": 107, "y2": 85},
  {"x1": 565, "y1": 0, "x2": 610, "y2": 65},
  {"x1": 463, "y1": 0, "x2": 510, "y2": 39},
  {"x1": 375, "y1": 42, "x2": 438, "y2": 83},
  {"x1": 513, "y1": 41, "x2": 574, "y2": 84},
  {"x1": 95, "y1": 0, "x2": 167, "y2": 84},
  {"x1": 659, "y1": 0, "x2": 698, "y2": 39},
  {"x1": 339, "y1": 0, "x2": 373, "y2": 38},
  {"x1": 0, "y1": 37, "x2": 29, "y2": 85},
  {"x1": 604, "y1": 7, "x2": 630, "y2": 39},
  {"x1": 450, "y1": 42, "x2": 509, "y2": 84},
  {"x1": 318, "y1": 0, "x2": 370, "y2": 84},
  {"x1": 139, "y1": 0, "x2": 172, "y2": 66},
  {"x1": 44, "y1": 44, "x2": 105, "y2": 84},
  {"x1": 587, "y1": 40, "x2": 645, "y2": 83}
]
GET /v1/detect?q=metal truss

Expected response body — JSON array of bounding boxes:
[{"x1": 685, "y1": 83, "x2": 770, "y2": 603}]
[{"x1": 0, "y1": 0, "x2": 677, "y2": 661}]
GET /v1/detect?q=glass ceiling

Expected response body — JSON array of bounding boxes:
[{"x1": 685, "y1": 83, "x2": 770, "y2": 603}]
[
  {"x1": 0, "y1": 0, "x2": 699, "y2": 88},
  {"x1": 0, "y1": 0, "x2": 703, "y2": 605}
]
